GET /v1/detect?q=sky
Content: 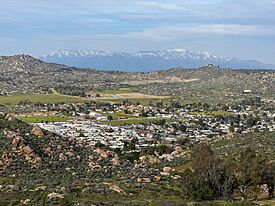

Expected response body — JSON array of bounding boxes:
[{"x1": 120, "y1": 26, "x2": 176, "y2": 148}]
[{"x1": 0, "y1": 0, "x2": 275, "y2": 63}]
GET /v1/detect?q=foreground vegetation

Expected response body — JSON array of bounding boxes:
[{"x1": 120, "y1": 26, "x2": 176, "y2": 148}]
[{"x1": 0, "y1": 113, "x2": 274, "y2": 205}]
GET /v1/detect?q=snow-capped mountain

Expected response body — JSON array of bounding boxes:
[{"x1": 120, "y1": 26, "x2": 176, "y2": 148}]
[{"x1": 39, "y1": 49, "x2": 274, "y2": 72}]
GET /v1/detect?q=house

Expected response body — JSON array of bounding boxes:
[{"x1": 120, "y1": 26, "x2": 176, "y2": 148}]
[{"x1": 243, "y1": 90, "x2": 252, "y2": 94}]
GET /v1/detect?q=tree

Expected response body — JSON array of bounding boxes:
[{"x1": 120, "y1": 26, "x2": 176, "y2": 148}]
[
  {"x1": 233, "y1": 148, "x2": 264, "y2": 200},
  {"x1": 179, "y1": 124, "x2": 187, "y2": 132},
  {"x1": 107, "y1": 115, "x2": 113, "y2": 121},
  {"x1": 183, "y1": 143, "x2": 225, "y2": 200}
]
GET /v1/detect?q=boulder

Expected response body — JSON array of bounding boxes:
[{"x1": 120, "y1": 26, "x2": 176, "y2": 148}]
[
  {"x1": 4, "y1": 130, "x2": 16, "y2": 139},
  {"x1": 47, "y1": 193, "x2": 65, "y2": 199},
  {"x1": 31, "y1": 126, "x2": 44, "y2": 138},
  {"x1": 172, "y1": 175, "x2": 182, "y2": 180},
  {"x1": 163, "y1": 167, "x2": 172, "y2": 173},
  {"x1": 160, "y1": 172, "x2": 170, "y2": 176},
  {"x1": 139, "y1": 156, "x2": 147, "y2": 162},
  {"x1": 22, "y1": 146, "x2": 33, "y2": 155},
  {"x1": 88, "y1": 162, "x2": 102, "y2": 171},
  {"x1": 160, "y1": 154, "x2": 174, "y2": 161},
  {"x1": 95, "y1": 148, "x2": 108, "y2": 158},
  {"x1": 148, "y1": 155, "x2": 160, "y2": 165},
  {"x1": 44, "y1": 147, "x2": 52, "y2": 154},
  {"x1": 137, "y1": 177, "x2": 151, "y2": 183},
  {"x1": 142, "y1": 178, "x2": 151, "y2": 183},
  {"x1": 5, "y1": 114, "x2": 17, "y2": 121},
  {"x1": 59, "y1": 153, "x2": 67, "y2": 161},
  {"x1": 12, "y1": 136, "x2": 23, "y2": 147},
  {"x1": 35, "y1": 185, "x2": 47, "y2": 191},
  {"x1": 154, "y1": 176, "x2": 162, "y2": 181},
  {"x1": 110, "y1": 185, "x2": 126, "y2": 194},
  {"x1": 111, "y1": 157, "x2": 120, "y2": 166},
  {"x1": 21, "y1": 199, "x2": 31, "y2": 205}
]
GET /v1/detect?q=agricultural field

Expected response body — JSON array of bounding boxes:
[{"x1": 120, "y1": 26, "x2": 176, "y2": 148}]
[
  {"x1": 0, "y1": 94, "x2": 86, "y2": 106},
  {"x1": 101, "y1": 112, "x2": 139, "y2": 119},
  {"x1": 17, "y1": 115, "x2": 71, "y2": 123},
  {"x1": 91, "y1": 92, "x2": 169, "y2": 100}
]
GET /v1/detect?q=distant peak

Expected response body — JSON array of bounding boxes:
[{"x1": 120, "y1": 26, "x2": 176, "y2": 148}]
[{"x1": 42, "y1": 49, "x2": 113, "y2": 58}]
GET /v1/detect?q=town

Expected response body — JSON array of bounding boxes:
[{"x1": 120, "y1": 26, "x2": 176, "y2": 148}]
[{"x1": 15, "y1": 96, "x2": 275, "y2": 151}]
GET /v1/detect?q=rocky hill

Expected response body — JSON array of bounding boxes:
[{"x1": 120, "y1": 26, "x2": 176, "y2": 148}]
[
  {"x1": 40, "y1": 49, "x2": 275, "y2": 72},
  {"x1": 0, "y1": 112, "x2": 190, "y2": 205}
]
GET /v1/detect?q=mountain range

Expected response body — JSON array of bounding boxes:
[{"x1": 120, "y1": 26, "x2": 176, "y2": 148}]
[{"x1": 39, "y1": 49, "x2": 275, "y2": 72}]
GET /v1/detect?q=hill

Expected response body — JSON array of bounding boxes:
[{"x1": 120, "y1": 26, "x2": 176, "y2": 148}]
[{"x1": 0, "y1": 55, "x2": 274, "y2": 103}]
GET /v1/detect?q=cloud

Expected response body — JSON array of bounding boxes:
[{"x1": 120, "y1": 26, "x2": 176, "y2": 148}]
[
  {"x1": 137, "y1": 1, "x2": 187, "y2": 11},
  {"x1": 127, "y1": 24, "x2": 275, "y2": 40},
  {"x1": 45, "y1": 24, "x2": 275, "y2": 47}
]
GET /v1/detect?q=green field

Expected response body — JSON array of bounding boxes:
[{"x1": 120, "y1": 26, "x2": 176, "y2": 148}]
[
  {"x1": 101, "y1": 112, "x2": 139, "y2": 119},
  {"x1": 0, "y1": 94, "x2": 86, "y2": 106},
  {"x1": 17, "y1": 115, "x2": 71, "y2": 123}
]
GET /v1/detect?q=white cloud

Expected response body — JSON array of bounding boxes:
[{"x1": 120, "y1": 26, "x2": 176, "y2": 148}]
[
  {"x1": 137, "y1": 1, "x2": 187, "y2": 11},
  {"x1": 128, "y1": 24, "x2": 275, "y2": 40}
]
